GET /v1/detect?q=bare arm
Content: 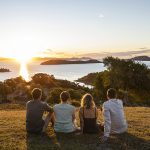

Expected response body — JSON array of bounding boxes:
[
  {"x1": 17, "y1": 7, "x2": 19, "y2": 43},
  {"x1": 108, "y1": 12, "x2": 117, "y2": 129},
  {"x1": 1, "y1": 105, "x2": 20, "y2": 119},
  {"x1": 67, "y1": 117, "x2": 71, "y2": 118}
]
[
  {"x1": 103, "y1": 104, "x2": 111, "y2": 137},
  {"x1": 79, "y1": 108, "x2": 84, "y2": 133}
]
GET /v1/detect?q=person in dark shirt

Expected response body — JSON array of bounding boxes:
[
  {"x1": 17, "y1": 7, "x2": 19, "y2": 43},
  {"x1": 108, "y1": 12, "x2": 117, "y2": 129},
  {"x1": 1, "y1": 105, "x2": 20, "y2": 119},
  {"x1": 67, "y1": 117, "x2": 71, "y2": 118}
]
[{"x1": 26, "y1": 88, "x2": 53, "y2": 133}]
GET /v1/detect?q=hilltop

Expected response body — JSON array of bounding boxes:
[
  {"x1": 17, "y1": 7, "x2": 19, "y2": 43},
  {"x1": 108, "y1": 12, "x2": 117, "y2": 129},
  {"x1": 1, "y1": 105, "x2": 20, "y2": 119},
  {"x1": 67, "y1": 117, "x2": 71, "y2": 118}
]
[{"x1": 0, "y1": 104, "x2": 149, "y2": 150}]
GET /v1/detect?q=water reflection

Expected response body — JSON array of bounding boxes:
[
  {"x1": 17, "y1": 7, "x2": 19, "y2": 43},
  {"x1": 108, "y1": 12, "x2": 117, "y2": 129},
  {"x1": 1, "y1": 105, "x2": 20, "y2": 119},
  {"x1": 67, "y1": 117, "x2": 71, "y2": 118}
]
[{"x1": 19, "y1": 61, "x2": 29, "y2": 81}]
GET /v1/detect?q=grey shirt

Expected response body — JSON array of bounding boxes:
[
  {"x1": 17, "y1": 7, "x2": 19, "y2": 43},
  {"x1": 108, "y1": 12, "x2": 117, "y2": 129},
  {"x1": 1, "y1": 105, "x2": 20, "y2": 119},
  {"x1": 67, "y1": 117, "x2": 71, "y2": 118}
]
[{"x1": 26, "y1": 100, "x2": 53, "y2": 132}]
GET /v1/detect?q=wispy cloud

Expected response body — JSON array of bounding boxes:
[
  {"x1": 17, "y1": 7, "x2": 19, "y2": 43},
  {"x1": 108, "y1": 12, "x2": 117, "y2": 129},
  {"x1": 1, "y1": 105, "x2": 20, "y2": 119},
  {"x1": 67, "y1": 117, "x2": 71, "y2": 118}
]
[
  {"x1": 77, "y1": 48, "x2": 150, "y2": 60},
  {"x1": 37, "y1": 48, "x2": 150, "y2": 60}
]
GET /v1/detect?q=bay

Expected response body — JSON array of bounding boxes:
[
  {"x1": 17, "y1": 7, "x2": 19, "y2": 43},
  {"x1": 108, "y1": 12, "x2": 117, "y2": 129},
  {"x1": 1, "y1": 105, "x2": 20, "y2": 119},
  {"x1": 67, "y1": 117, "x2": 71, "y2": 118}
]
[{"x1": 0, "y1": 60, "x2": 150, "y2": 82}]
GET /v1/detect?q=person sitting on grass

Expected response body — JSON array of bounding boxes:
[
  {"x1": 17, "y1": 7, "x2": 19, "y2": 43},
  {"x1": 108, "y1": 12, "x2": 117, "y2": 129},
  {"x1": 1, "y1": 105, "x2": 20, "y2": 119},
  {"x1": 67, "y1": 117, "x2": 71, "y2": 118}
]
[
  {"x1": 26, "y1": 88, "x2": 53, "y2": 134},
  {"x1": 101, "y1": 88, "x2": 128, "y2": 142},
  {"x1": 53, "y1": 91, "x2": 78, "y2": 133},
  {"x1": 79, "y1": 93, "x2": 101, "y2": 134}
]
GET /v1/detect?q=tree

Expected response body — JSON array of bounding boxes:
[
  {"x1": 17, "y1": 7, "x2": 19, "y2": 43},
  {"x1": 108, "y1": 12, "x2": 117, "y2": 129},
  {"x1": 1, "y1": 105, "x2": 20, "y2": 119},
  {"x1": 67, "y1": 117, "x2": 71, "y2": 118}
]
[
  {"x1": 103, "y1": 56, "x2": 150, "y2": 91},
  {"x1": 93, "y1": 57, "x2": 150, "y2": 105},
  {"x1": 31, "y1": 73, "x2": 57, "y2": 88}
]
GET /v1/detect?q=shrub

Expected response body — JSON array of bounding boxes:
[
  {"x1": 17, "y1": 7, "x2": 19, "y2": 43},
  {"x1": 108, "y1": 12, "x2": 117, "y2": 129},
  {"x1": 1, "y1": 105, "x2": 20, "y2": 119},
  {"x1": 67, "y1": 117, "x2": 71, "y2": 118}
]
[
  {"x1": 71, "y1": 100, "x2": 81, "y2": 107},
  {"x1": 46, "y1": 88, "x2": 63, "y2": 104}
]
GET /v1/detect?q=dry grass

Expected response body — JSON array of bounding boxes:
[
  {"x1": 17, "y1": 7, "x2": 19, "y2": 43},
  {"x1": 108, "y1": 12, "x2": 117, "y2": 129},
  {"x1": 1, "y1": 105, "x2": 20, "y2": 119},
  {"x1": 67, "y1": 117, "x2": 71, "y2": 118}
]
[{"x1": 0, "y1": 104, "x2": 150, "y2": 150}]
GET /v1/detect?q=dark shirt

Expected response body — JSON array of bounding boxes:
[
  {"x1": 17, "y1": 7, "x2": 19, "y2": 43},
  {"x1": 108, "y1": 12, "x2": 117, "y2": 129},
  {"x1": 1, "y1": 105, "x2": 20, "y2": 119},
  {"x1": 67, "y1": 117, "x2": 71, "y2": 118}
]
[{"x1": 26, "y1": 100, "x2": 53, "y2": 133}]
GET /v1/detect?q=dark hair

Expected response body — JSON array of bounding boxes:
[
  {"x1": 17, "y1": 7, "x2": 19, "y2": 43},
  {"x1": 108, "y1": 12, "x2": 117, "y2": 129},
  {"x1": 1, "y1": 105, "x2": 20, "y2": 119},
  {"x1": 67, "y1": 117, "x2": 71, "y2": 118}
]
[
  {"x1": 60, "y1": 91, "x2": 70, "y2": 102},
  {"x1": 107, "y1": 88, "x2": 117, "y2": 99},
  {"x1": 31, "y1": 88, "x2": 42, "y2": 100}
]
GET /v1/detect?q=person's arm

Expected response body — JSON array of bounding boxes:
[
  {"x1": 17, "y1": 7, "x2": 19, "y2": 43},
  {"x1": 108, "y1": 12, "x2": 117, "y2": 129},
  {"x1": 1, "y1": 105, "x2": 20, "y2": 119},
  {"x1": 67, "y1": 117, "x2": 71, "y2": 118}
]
[
  {"x1": 79, "y1": 108, "x2": 84, "y2": 133},
  {"x1": 101, "y1": 103, "x2": 111, "y2": 142},
  {"x1": 72, "y1": 107, "x2": 76, "y2": 123},
  {"x1": 95, "y1": 107, "x2": 99, "y2": 121},
  {"x1": 44, "y1": 102, "x2": 53, "y2": 113}
]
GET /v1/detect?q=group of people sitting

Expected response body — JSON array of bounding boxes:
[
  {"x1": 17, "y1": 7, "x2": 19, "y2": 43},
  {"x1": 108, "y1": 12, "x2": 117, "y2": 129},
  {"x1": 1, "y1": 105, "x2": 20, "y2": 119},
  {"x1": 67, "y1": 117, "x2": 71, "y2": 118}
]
[{"x1": 26, "y1": 88, "x2": 128, "y2": 142}]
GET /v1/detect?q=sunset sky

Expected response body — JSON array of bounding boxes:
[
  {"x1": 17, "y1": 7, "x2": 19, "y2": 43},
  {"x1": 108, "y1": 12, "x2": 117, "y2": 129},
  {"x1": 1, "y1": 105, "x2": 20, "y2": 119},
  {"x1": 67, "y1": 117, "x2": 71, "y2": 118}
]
[{"x1": 0, "y1": 0, "x2": 150, "y2": 58}]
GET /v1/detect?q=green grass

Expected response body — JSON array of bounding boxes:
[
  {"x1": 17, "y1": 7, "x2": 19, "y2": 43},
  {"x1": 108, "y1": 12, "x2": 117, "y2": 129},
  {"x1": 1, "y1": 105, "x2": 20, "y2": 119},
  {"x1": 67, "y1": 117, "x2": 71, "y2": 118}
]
[{"x1": 0, "y1": 104, "x2": 150, "y2": 150}]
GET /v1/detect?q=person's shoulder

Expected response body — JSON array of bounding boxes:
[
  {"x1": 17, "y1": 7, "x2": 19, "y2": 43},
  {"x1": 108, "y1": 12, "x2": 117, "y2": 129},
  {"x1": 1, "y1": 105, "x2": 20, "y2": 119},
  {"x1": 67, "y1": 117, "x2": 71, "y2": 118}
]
[
  {"x1": 53, "y1": 104, "x2": 60, "y2": 108},
  {"x1": 79, "y1": 107, "x2": 83, "y2": 112},
  {"x1": 103, "y1": 100, "x2": 111, "y2": 109},
  {"x1": 67, "y1": 104, "x2": 75, "y2": 110},
  {"x1": 103, "y1": 100, "x2": 109, "y2": 106},
  {"x1": 79, "y1": 107, "x2": 83, "y2": 111},
  {"x1": 39, "y1": 101, "x2": 47, "y2": 106},
  {"x1": 26, "y1": 100, "x2": 33, "y2": 105},
  {"x1": 94, "y1": 106, "x2": 98, "y2": 110},
  {"x1": 117, "y1": 99, "x2": 123, "y2": 105},
  {"x1": 68, "y1": 104, "x2": 75, "y2": 108}
]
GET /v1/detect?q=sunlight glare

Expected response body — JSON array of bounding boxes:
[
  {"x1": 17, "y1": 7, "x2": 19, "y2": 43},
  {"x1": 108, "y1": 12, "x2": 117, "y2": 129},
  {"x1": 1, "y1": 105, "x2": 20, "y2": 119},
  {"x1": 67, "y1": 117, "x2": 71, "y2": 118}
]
[
  {"x1": 14, "y1": 51, "x2": 34, "y2": 81},
  {"x1": 19, "y1": 61, "x2": 29, "y2": 81}
]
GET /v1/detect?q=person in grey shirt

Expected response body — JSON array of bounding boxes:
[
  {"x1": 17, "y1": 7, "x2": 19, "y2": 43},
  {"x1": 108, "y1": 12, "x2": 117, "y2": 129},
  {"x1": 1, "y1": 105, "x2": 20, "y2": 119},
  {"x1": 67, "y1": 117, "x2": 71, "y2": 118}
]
[{"x1": 26, "y1": 88, "x2": 53, "y2": 133}]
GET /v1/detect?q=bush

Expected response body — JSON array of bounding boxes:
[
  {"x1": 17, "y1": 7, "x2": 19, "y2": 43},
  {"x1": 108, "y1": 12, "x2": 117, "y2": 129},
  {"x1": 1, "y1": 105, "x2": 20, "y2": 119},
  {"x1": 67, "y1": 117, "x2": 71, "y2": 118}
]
[
  {"x1": 71, "y1": 100, "x2": 81, "y2": 107},
  {"x1": 31, "y1": 73, "x2": 57, "y2": 88},
  {"x1": 67, "y1": 89, "x2": 85, "y2": 101},
  {"x1": 46, "y1": 88, "x2": 63, "y2": 104}
]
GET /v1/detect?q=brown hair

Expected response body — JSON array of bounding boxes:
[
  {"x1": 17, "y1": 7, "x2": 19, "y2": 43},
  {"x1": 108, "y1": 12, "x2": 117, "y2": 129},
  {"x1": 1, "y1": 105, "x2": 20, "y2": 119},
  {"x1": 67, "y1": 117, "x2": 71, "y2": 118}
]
[
  {"x1": 81, "y1": 93, "x2": 95, "y2": 109},
  {"x1": 60, "y1": 91, "x2": 70, "y2": 102},
  {"x1": 31, "y1": 88, "x2": 42, "y2": 100},
  {"x1": 107, "y1": 88, "x2": 117, "y2": 99}
]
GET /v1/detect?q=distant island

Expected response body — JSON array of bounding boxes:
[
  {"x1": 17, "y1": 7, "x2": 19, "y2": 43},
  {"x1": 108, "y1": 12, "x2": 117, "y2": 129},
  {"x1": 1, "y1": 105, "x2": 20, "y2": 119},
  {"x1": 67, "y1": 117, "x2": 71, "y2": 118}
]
[
  {"x1": 131, "y1": 56, "x2": 150, "y2": 61},
  {"x1": 41, "y1": 59, "x2": 101, "y2": 65},
  {"x1": 0, "y1": 68, "x2": 10, "y2": 72}
]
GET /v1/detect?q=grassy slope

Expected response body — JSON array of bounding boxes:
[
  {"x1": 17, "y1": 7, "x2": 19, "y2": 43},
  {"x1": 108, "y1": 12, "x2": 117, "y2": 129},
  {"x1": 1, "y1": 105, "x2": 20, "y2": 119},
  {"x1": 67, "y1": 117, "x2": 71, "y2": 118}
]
[{"x1": 0, "y1": 105, "x2": 150, "y2": 150}]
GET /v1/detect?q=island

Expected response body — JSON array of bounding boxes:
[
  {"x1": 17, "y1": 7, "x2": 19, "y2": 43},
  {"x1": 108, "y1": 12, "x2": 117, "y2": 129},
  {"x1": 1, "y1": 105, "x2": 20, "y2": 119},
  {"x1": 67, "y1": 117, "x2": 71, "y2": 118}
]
[
  {"x1": 41, "y1": 59, "x2": 101, "y2": 65},
  {"x1": 131, "y1": 56, "x2": 150, "y2": 61},
  {"x1": 0, "y1": 68, "x2": 11, "y2": 72}
]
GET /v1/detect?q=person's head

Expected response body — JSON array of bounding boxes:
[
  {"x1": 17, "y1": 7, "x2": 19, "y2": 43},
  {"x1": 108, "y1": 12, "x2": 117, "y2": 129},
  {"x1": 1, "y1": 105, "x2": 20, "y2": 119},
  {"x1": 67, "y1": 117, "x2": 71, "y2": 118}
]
[
  {"x1": 31, "y1": 88, "x2": 42, "y2": 100},
  {"x1": 81, "y1": 93, "x2": 95, "y2": 109},
  {"x1": 60, "y1": 91, "x2": 70, "y2": 103},
  {"x1": 107, "y1": 88, "x2": 117, "y2": 99}
]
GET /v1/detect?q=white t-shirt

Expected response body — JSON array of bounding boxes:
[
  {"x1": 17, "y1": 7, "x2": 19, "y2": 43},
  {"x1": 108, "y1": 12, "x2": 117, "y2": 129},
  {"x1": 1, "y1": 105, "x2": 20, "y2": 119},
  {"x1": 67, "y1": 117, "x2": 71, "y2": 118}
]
[
  {"x1": 53, "y1": 103, "x2": 76, "y2": 133},
  {"x1": 103, "y1": 99, "x2": 127, "y2": 137}
]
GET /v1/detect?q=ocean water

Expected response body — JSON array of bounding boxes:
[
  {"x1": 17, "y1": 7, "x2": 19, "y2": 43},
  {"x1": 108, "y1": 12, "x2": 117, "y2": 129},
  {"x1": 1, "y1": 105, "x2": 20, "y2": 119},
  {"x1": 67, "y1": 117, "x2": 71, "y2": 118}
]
[
  {"x1": 0, "y1": 60, "x2": 150, "y2": 82},
  {"x1": 0, "y1": 61, "x2": 105, "y2": 82}
]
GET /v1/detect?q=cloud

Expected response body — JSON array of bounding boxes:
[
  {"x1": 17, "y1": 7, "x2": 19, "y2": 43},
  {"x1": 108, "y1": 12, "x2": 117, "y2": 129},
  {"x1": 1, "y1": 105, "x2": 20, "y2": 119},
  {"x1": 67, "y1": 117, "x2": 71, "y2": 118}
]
[
  {"x1": 77, "y1": 49, "x2": 150, "y2": 60},
  {"x1": 42, "y1": 49, "x2": 54, "y2": 55}
]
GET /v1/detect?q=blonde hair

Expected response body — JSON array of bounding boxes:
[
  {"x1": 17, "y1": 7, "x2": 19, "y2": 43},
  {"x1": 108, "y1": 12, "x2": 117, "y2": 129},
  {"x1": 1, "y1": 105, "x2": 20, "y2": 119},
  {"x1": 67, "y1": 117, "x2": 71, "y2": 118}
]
[{"x1": 81, "y1": 93, "x2": 95, "y2": 109}]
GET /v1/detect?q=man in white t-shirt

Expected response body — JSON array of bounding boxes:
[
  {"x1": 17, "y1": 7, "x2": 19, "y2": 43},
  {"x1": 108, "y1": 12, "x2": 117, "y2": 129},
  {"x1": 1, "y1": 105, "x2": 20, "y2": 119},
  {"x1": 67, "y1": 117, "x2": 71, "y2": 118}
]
[
  {"x1": 53, "y1": 91, "x2": 77, "y2": 133},
  {"x1": 101, "y1": 88, "x2": 128, "y2": 142}
]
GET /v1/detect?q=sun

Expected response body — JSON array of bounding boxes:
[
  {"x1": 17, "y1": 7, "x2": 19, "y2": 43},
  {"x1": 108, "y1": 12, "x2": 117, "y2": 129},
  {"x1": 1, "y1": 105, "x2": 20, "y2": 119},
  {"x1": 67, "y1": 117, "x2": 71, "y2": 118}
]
[{"x1": 14, "y1": 51, "x2": 34, "y2": 63}]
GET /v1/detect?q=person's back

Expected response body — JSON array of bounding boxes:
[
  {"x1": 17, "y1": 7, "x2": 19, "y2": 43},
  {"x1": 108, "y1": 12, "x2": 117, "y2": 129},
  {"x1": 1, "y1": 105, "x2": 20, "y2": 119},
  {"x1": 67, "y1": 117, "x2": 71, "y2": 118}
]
[
  {"x1": 79, "y1": 93, "x2": 100, "y2": 134},
  {"x1": 54, "y1": 103, "x2": 75, "y2": 133},
  {"x1": 103, "y1": 99, "x2": 127, "y2": 134},
  {"x1": 101, "y1": 88, "x2": 127, "y2": 142},
  {"x1": 26, "y1": 88, "x2": 53, "y2": 133}
]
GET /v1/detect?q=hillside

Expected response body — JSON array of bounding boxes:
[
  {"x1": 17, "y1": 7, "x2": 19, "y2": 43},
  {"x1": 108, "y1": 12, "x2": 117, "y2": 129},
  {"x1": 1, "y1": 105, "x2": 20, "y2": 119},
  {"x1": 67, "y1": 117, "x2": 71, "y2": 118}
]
[
  {"x1": 76, "y1": 72, "x2": 98, "y2": 85},
  {"x1": 0, "y1": 104, "x2": 149, "y2": 150},
  {"x1": 41, "y1": 59, "x2": 101, "y2": 65}
]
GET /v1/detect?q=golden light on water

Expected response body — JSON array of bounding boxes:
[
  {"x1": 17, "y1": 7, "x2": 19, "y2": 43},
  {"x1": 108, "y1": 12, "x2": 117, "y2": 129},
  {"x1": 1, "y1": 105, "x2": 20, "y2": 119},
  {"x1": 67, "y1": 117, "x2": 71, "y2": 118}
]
[
  {"x1": 19, "y1": 61, "x2": 29, "y2": 81},
  {"x1": 12, "y1": 51, "x2": 35, "y2": 81}
]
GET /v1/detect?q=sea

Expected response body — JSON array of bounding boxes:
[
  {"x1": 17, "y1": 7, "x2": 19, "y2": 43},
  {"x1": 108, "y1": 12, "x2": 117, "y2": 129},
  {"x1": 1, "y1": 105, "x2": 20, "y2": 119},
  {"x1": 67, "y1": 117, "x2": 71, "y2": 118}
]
[{"x1": 0, "y1": 60, "x2": 150, "y2": 82}]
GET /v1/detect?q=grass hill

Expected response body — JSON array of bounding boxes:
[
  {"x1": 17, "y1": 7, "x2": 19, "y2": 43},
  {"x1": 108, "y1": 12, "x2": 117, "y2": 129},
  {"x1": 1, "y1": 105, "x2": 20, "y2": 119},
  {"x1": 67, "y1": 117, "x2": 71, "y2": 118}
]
[{"x1": 0, "y1": 104, "x2": 149, "y2": 150}]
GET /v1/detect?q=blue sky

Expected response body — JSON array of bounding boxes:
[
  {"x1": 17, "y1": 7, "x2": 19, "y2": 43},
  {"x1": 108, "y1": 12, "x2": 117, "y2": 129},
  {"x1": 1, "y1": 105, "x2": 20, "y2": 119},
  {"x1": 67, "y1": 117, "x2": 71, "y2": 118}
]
[{"x1": 0, "y1": 0, "x2": 150, "y2": 58}]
